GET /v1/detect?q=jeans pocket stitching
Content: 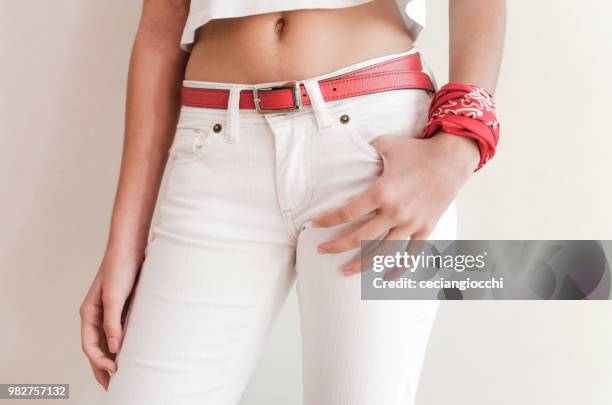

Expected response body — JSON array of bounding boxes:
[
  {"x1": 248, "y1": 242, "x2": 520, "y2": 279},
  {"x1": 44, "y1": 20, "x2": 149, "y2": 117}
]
[
  {"x1": 169, "y1": 127, "x2": 217, "y2": 166},
  {"x1": 343, "y1": 123, "x2": 382, "y2": 161}
]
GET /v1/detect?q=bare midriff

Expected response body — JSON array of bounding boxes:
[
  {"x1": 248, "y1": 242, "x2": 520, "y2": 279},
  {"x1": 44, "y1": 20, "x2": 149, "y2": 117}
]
[{"x1": 184, "y1": 0, "x2": 414, "y2": 84}]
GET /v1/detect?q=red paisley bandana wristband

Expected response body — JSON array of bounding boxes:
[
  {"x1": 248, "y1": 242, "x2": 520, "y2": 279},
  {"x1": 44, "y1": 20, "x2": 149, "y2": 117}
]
[{"x1": 422, "y1": 83, "x2": 500, "y2": 171}]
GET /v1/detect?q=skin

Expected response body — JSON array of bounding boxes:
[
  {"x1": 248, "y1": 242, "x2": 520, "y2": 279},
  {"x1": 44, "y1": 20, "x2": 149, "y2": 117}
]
[
  {"x1": 314, "y1": 0, "x2": 507, "y2": 274},
  {"x1": 80, "y1": 0, "x2": 506, "y2": 390}
]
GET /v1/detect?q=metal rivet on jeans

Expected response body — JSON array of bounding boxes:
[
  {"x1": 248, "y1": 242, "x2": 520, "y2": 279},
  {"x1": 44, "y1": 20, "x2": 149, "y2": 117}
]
[
  {"x1": 213, "y1": 123, "x2": 222, "y2": 133},
  {"x1": 339, "y1": 114, "x2": 350, "y2": 124}
]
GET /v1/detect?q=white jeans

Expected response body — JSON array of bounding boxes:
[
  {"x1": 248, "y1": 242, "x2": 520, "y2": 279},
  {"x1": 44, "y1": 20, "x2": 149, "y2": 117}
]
[{"x1": 106, "y1": 49, "x2": 457, "y2": 405}]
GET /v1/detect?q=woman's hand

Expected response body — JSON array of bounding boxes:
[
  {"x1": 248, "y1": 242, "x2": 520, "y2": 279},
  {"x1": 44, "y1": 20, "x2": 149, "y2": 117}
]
[
  {"x1": 312, "y1": 132, "x2": 480, "y2": 275},
  {"x1": 80, "y1": 249, "x2": 141, "y2": 389}
]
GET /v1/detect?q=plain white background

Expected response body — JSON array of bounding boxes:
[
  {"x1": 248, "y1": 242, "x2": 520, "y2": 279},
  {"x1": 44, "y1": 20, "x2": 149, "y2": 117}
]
[{"x1": 1, "y1": 1, "x2": 611, "y2": 404}]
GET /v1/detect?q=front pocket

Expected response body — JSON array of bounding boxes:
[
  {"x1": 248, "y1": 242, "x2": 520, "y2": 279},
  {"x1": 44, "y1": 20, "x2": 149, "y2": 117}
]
[
  {"x1": 343, "y1": 123, "x2": 383, "y2": 161},
  {"x1": 168, "y1": 126, "x2": 217, "y2": 166},
  {"x1": 336, "y1": 89, "x2": 432, "y2": 161}
]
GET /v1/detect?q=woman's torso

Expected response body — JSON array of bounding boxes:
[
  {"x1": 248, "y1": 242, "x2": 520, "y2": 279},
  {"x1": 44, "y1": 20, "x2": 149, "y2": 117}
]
[{"x1": 184, "y1": 0, "x2": 416, "y2": 83}]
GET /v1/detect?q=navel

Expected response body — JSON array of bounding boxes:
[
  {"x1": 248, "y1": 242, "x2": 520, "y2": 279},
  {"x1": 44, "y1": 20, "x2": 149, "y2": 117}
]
[{"x1": 274, "y1": 17, "x2": 286, "y2": 35}]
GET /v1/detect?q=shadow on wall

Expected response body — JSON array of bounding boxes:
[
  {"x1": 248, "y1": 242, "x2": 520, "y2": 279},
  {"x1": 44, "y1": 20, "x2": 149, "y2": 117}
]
[{"x1": 0, "y1": 2, "x2": 139, "y2": 404}]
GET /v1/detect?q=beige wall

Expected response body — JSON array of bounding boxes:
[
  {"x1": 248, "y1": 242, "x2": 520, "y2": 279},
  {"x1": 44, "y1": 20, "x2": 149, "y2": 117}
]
[{"x1": 1, "y1": 1, "x2": 611, "y2": 404}]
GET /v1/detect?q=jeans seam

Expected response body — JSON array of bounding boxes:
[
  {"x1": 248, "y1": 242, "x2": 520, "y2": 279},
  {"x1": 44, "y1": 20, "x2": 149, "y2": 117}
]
[
  {"x1": 293, "y1": 118, "x2": 315, "y2": 214},
  {"x1": 281, "y1": 209, "x2": 299, "y2": 242}
]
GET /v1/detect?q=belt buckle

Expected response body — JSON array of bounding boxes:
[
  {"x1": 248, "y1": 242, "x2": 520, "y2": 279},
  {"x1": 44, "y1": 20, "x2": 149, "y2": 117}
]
[{"x1": 253, "y1": 81, "x2": 302, "y2": 114}]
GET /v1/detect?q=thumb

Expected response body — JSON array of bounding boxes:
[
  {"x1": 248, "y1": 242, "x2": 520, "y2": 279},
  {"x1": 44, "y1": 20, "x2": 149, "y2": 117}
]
[{"x1": 102, "y1": 290, "x2": 127, "y2": 354}]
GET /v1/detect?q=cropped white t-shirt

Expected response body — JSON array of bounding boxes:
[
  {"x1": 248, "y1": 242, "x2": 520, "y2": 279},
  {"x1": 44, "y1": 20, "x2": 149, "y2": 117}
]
[{"x1": 181, "y1": 0, "x2": 426, "y2": 51}]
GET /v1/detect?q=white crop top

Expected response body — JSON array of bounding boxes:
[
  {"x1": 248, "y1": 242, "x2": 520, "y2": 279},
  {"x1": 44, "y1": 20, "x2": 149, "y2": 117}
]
[{"x1": 181, "y1": 0, "x2": 426, "y2": 51}]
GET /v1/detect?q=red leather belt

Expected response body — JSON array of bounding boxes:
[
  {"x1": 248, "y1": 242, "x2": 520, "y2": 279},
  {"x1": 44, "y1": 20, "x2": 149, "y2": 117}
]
[{"x1": 181, "y1": 53, "x2": 435, "y2": 113}]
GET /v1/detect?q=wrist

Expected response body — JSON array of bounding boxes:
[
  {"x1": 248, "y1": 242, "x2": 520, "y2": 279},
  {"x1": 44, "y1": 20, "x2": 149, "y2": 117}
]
[
  {"x1": 423, "y1": 83, "x2": 500, "y2": 171},
  {"x1": 429, "y1": 131, "x2": 480, "y2": 175},
  {"x1": 105, "y1": 235, "x2": 147, "y2": 268}
]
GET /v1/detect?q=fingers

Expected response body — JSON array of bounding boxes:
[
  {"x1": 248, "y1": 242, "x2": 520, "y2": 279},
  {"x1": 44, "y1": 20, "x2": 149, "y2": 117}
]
[
  {"x1": 102, "y1": 291, "x2": 127, "y2": 354},
  {"x1": 312, "y1": 190, "x2": 379, "y2": 228},
  {"x1": 405, "y1": 230, "x2": 429, "y2": 255},
  {"x1": 384, "y1": 225, "x2": 414, "y2": 242},
  {"x1": 81, "y1": 272, "x2": 132, "y2": 391},
  {"x1": 383, "y1": 229, "x2": 431, "y2": 281},
  {"x1": 90, "y1": 362, "x2": 111, "y2": 391},
  {"x1": 317, "y1": 215, "x2": 390, "y2": 254},
  {"x1": 81, "y1": 303, "x2": 117, "y2": 374},
  {"x1": 340, "y1": 223, "x2": 433, "y2": 276},
  {"x1": 340, "y1": 224, "x2": 414, "y2": 275}
]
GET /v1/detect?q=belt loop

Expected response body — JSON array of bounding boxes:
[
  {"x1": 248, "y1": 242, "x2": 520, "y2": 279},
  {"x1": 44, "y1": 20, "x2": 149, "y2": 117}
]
[
  {"x1": 226, "y1": 87, "x2": 242, "y2": 143},
  {"x1": 303, "y1": 79, "x2": 333, "y2": 130}
]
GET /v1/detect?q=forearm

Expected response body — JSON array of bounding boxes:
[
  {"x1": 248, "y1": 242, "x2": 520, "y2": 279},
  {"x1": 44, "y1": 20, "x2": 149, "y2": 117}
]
[
  {"x1": 449, "y1": 0, "x2": 506, "y2": 94},
  {"x1": 106, "y1": 13, "x2": 188, "y2": 263},
  {"x1": 431, "y1": 0, "x2": 506, "y2": 172}
]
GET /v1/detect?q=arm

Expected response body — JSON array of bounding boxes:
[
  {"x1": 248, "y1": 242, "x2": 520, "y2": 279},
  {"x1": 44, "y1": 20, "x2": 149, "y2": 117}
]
[
  {"x1": 312, "y1": 0, "x2": 507, "y2": 273},
  {"x1": 433, "y1": 0, "x2": 507, "y2": 170},
  {"x1": 110, "y1": 0, "x2": 189, "y2": 272},
  {"x1": 449, "y1": 0, "x2": 506, "y2": 94},
  {"x1": 80, "y1": 0, "x2": 189, "y2": 389}
]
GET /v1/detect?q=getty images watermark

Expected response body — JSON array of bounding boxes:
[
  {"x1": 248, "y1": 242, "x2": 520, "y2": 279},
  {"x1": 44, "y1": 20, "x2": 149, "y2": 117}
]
[{"x1": 360, "y1": 240, "x2": 612, "y2": 300}]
